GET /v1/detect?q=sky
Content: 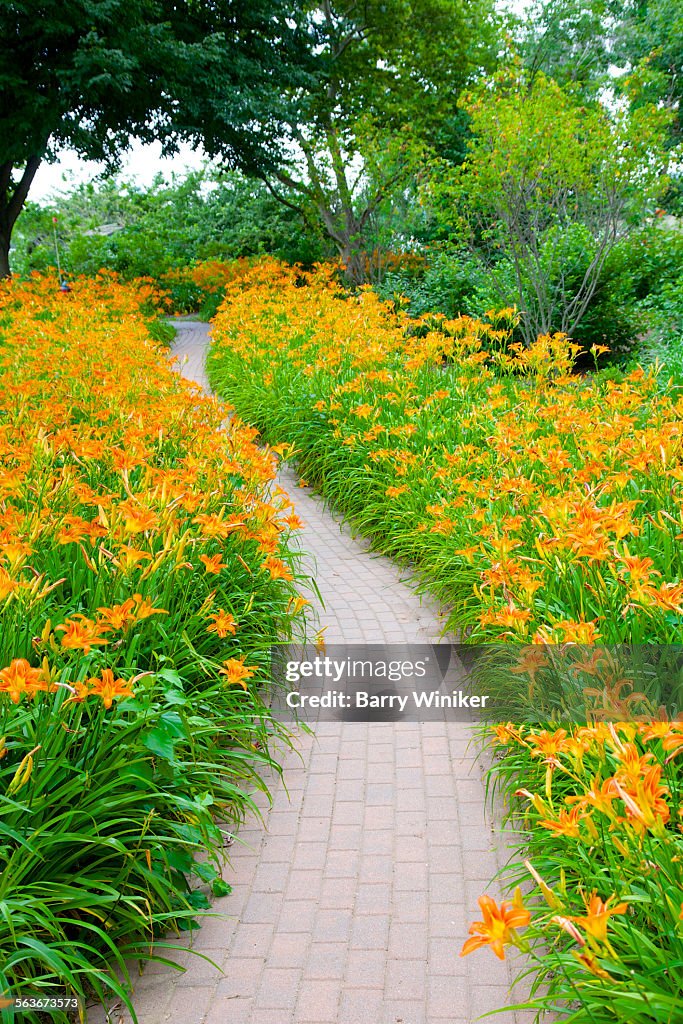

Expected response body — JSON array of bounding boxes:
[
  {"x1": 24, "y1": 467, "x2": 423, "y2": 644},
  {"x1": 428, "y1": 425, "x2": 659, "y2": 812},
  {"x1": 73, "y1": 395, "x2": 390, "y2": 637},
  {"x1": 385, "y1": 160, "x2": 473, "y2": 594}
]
[{"x1": 31, "y1": 138, "x2": 209, "y2": 202}]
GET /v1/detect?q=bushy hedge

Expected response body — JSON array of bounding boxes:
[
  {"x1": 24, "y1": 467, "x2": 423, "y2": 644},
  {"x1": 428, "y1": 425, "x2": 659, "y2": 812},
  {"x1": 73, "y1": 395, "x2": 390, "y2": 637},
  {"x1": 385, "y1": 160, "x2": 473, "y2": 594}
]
[{"x1": 378, "y1": 227, "x2": 683, "y2": 367}]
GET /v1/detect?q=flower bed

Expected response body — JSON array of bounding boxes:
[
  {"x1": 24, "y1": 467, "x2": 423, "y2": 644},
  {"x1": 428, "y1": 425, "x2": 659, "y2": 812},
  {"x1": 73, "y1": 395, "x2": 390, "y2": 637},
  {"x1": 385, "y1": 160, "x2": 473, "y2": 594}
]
[
  {"x1": 473, "y1": 720, "x2": 683, "y2": 1021},
  {"x1": 157, "y1": 259, "x2": 254, "y2": 317},
  {"x1": 208, "y1": 260, "x2": 683, "y2": 646},
  {"x1": 207, "y1": 260, "x2": 683, "y2": 1019},
  {"x1": 0, "y1": 273, "x2": 307, "y2": 1020}
]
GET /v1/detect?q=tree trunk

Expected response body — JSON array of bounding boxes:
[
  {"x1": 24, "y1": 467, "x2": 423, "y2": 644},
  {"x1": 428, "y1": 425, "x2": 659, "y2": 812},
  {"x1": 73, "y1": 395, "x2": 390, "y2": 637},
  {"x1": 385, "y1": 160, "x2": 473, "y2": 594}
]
[
  {"x1": 0, "y1": 155, "x2": 44, "y2": 278},
  {"x1": 0, "y1": 226, "x2": 10, "y2": 279},
  {"x1": 339, "y1": 240, "x2": 367, "y2": 286}
]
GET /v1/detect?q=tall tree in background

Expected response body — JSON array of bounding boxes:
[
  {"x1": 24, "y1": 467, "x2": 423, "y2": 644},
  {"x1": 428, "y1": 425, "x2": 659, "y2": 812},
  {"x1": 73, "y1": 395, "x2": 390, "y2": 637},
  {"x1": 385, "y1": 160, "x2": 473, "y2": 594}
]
[
  {"x1": 0, "y1": 0, "x2": 312, "y2": 276},
  {"x1": 258, "y1": 0, "x2": 497, "y2": 284},
  {"x1": 513, "y1": 0, "x2": 611, "y2": 100},
  {"x1": 611, "y1": 0, "x2": 683, "y2": 146},
  {"x1": 514, "y1": 0, "x2": 683, "y2": 144}
]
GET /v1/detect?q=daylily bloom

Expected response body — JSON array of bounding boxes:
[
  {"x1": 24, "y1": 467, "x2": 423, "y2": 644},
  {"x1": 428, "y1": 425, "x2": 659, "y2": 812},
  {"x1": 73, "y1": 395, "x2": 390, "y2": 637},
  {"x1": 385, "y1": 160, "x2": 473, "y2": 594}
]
[
  {"x1": 219, "y1": 657, "x2": 256, "y2": 689},
  {"x1": 207, "y1": 610, "x2": 238, "y2": 638},
  {"x1": 56, "y1": 615, "x2": 109, "y2": 654},
  {"x1": 97, "y1": 598, "x2": 136, "y2": 631},
  {"x1": 87, "y1": 669, "x2": 135, "y2": 709},
  {"x1": 538, "y1": 806, "x2": 584, "y2": 839},
  {"x1": 200, "y1": 552, "x2": 227, "y2": 574},
  {"x1": 132, "y1": 593, "x2": 168, "y2": 620},
  {"x1": 460, "y1": 889, "x2": 530, "y2": 960},
  {"x1": 262, "y1": 556, "x2": 292, "y2": 581},
  {"x1": 0, "y1": 658, "x2": 50, "y2": 702},
  {"x1": 571, "y1": 892, "x2": 628, "y2": 944}
]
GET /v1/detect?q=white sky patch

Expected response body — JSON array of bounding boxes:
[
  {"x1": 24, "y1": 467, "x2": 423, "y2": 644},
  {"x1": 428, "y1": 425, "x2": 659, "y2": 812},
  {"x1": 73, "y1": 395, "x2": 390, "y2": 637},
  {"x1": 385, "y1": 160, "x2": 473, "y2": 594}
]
[{"x1": 31, "y1": 138, "x2": 209, "y2": 203}]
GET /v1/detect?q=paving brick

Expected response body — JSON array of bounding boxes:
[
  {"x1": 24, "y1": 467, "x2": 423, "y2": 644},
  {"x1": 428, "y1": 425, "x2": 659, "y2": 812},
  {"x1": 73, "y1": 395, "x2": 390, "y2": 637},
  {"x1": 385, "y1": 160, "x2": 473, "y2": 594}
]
[
  {"x1": 429, "y1": 902, "x2": 468, "y2": 938},
  {"x1": 332, "y1": 801, "x2": 365, "y2": 826},
  {"x1": 339, "y1": 989, "x2": 384, "y2": 1024},
  {"x1": 381, "y1": 999, "x2": 427, "y2": 1024},
  {"x1": 394, "y1": 835, "x2": 428, "y2": 862},
  {"x1": 258, "y1": 834, "x2": 297, "y2": 864},
  {"x1": 429, "y1": 936, "x2": 461, "y2": 973},
  {"x1": 350, "y1": 914, "x2": 390, "y2": 950},
  {"x1": 327, "y1": 824, "x2": 363, "y2": 850},
  {"x1": 251, "y1": 860, "x2": 290, "y2": 892},
  {"x1": 319, "y1": 876, "x2": 356, "y2": 911},
  {"x1": 255, "y1": 966, "x2": 302, "y2": 1009},
  {"x1": 361, "y1": 829, "x2": 394, "y2": 856},
  {"x1": 215, "y1": 957, "x2": 264, "y2": 998},
  {"x1": 303, "y1": 940, "x2": 347, "y2": 979},
  {"x1": 248, "y1": 1012, "x2": 294, "y2": 1024},
  {"x1": 393, "y1": 890, "x2": 428, "y2": 923},
  {"x1": 323, "y1": 848, "x2": 359, "y2": 878},
  {"x1": 240, "y1": 892, "x2": 282, "y2": 924},
  {"x1": 311, "y1": 908, "x2": 352, "y2": 943},
  {"x1": 285, "y1": 869, "x2": 324, "y2": 900},
  {"x1": 294, "y1": 980, "x2": 341, "y2": 1021},
  {"x1": 345, "y1": 948, "x2": 387, "y2": 989},
  {"x1": 428, "y1": 974, "x2": 471, "y2": 1020},
  {"x1": 267, "y1": 932, "x2": 311, "y2": 969},
  {"x1": 359, "y1": 855, "x2": 394, "y2": 885},
  {"x1": 385, "y1": 958, "x2": 426, "y2": 1000},
  {"x1": 355, "y1": 883, "x2": 392, "y2": 916},
  {"x1": 394, "y1": 861, "x2": 428, "y2": 890},
  {"x1": 388, "y1": 921, "x2": 428, "y2": 960},
  {"x1": 277, "y1": 900, "x2": 318, "y2": 934},
  {"x1": 162, "y1": 984, "x2": 214, "y2": 1024},
  {"x1": 291, "y1": 842, "x2": 328, "y2": 870},
  {"x1": 470, "y1": 986, "x2": 516, "y2": 1020},
  {"x1": 297, "y1": 816, "x2": 332, "y2": 842}
]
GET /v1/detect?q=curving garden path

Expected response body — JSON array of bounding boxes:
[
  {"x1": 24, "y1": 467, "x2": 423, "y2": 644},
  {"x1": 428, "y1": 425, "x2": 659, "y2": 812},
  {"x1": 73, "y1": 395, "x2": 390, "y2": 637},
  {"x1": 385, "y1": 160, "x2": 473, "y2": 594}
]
[{"x1": 101, "y1": 321, "x2": 532, "y2": 1024}]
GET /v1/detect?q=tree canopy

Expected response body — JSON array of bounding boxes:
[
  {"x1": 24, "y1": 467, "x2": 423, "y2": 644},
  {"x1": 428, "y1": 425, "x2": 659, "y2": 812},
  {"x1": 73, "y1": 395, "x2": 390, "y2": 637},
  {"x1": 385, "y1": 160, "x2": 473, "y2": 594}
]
[
  {"x1": 0, "y1": 0, "x2": 313, "y2": 274},
  {"x1": 260, "y1": 0, "x2": 498, "y2": 282}
]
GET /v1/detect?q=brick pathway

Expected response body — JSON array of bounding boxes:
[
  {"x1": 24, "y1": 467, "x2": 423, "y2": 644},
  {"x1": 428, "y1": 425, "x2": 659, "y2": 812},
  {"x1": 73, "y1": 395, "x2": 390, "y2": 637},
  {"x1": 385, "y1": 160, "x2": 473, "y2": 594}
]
[{"x1": 102, "y1": 321, "x2": 531, "y2": 1024}]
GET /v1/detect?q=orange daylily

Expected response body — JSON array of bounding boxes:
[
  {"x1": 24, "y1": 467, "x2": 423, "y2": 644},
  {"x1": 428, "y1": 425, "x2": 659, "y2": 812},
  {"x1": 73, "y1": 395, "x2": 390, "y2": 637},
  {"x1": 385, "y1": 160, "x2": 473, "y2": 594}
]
[
  {"x1": 571, "y1": 892, "x2": 628, "y2": 944},
  {"x1": 262, "y1": 556, "x2": 293, "y2": 581},
  {"x1": 219, "y1": 657, "x2": 256, "y2": 688},
  {"x1": 97, "y1": 598, "x2": 136, "y2": 631},
  {"x1": 200, "y1": 552, "x2": 227, "y2": 574},
  {"x1": 56, "y1": 615, "x2": 109, "y2": 654},
  {"x1": 207, "y1": 610, "x2": 238, "y2": 638},
  {"x1": 460, "y1": 888, "x2": 531, "y2": 960},
  {"x1": 87, "y1": 669, "x2": 135, "y2": 709},
  {"x1": 538, "y1": 806, "x2": 584, "y2": 838},
  {"x1": 0, "y1": 659, "x2": 51, "y2": 702},
  {"x1": 132, "y1": 594, "x2": 168, "y2": 620}
]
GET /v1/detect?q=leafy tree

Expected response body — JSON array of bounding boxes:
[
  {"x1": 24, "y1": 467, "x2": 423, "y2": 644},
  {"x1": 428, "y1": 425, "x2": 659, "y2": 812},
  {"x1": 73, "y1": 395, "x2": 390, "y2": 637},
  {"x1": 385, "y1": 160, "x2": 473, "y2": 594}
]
[
  {"x1": 512, "y1": 0, "x2": 612, "y2": 100},
  {"x1": 0, "y1": 0, "x2": 311, "y2": 276},
  {"x1": 430, "y1": 65, "x2": 674, "y2": 344},
  {"x1": 260, "y1": 0, "x2": 498, "y2": 284},
  {"x1": 610, "y1": 0, "x2": 683, "y2": 147}
]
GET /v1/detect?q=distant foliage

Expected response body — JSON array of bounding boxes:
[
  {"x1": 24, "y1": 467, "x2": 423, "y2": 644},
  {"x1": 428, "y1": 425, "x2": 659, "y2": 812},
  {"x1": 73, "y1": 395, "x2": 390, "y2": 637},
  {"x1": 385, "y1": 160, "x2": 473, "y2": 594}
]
[{"x1": 11, "y1": 171, "x2": 329, "y2": 283}]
